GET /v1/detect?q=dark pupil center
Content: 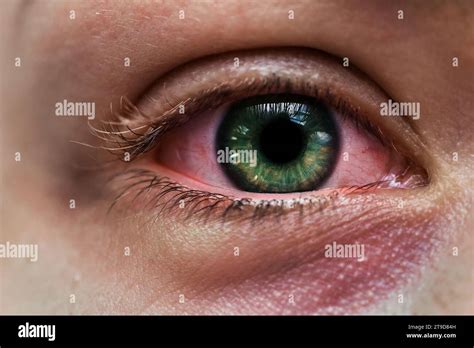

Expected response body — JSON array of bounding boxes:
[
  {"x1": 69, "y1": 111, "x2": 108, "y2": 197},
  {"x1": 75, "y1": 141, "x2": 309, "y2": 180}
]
[{"x1": 259, "y1": 116, "x2": 306, "y2": 164}]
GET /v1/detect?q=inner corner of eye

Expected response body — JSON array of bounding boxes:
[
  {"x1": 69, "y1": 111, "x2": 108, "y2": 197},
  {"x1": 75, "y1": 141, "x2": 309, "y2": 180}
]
[{"x1": 215, "y1": 94, "x2": 340, "y2": 194}]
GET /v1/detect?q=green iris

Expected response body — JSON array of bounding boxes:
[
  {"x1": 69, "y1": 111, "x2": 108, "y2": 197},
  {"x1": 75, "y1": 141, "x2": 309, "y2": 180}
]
[{"x1": 215, "y1": 94, "x2": 339, "y2": 193}]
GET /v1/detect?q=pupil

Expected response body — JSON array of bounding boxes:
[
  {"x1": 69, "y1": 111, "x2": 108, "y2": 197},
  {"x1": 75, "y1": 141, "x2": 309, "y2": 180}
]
[{"x1": 259, "y1": 116, "x2": 306, "y2": 164}]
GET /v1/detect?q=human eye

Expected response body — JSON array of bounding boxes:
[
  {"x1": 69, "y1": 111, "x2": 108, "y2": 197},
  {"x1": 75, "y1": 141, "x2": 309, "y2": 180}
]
[
  {"x1": 96, "y1": 48, "x2": 427, "y2": 220},
  {"x1": 80, "y1": 45, "x2": 440, "y2": 315}
]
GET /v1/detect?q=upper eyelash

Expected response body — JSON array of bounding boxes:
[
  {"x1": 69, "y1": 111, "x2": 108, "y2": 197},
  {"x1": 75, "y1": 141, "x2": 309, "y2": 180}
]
[{"x1": 87, "y1": 75, "x2": 395, "y2": 163}]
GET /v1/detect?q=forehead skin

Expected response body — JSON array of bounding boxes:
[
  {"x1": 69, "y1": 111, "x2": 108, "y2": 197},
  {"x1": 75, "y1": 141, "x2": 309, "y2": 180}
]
[{"x1": 0, "y1": 0, "x2": 473, "y2": 314}]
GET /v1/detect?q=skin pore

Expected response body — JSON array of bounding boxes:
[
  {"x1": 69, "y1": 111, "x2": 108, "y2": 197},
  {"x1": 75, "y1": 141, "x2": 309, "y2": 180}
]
[{"x1": 0, "y1": 0, "x2": 473, "y2": 314}]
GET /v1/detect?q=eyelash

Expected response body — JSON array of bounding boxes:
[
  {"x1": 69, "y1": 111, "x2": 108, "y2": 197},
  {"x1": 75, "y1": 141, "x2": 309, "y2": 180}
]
[
  {"x1": 108, "y1": 168, "x2": 390, "y2": 224},
  {"x1": 85, "y1": 75, "x2": 425, "y2": 221},
  {"x1": 91, "y1": 76, "x2": 393, "y2": 162}
]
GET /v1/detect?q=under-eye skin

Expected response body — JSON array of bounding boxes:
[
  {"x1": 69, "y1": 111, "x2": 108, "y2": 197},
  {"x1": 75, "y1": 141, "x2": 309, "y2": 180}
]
[
  {"x1": 216, "y1": 94, "x2": 339, "y2": 193},
  {"x1": 89, "y1": 48, "x2": 428, "y2": 221}
]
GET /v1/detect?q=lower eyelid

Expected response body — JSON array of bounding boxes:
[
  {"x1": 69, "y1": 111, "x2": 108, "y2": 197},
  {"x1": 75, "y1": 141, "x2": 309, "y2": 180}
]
[{"x1": 106, "y1": 158, "x2": 425, "y2": 228}]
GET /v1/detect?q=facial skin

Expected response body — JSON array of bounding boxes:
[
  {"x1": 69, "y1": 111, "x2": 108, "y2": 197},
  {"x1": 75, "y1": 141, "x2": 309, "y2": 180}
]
[{"x1": 0, "y1": 0, "x2": 473, "y2": 314}]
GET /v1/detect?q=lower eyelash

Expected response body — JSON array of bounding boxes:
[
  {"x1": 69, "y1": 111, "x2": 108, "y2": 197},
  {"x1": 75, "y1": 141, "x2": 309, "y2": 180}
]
[
  {"x1": 109, "y1": 168, "x2": 231, "y2": 219},
  {"x1": 107, "y1": 167, "x2": 426, "y2": 224}
]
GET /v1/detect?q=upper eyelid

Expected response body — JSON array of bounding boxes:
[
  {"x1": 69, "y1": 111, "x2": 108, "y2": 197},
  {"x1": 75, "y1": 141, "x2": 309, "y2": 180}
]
[
  {"x1": 138, "y1": 47, "x2": 385, "y2": 118},
  {"x1": 94, "y1": 47, "x2": 428, "y2": 168}
]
